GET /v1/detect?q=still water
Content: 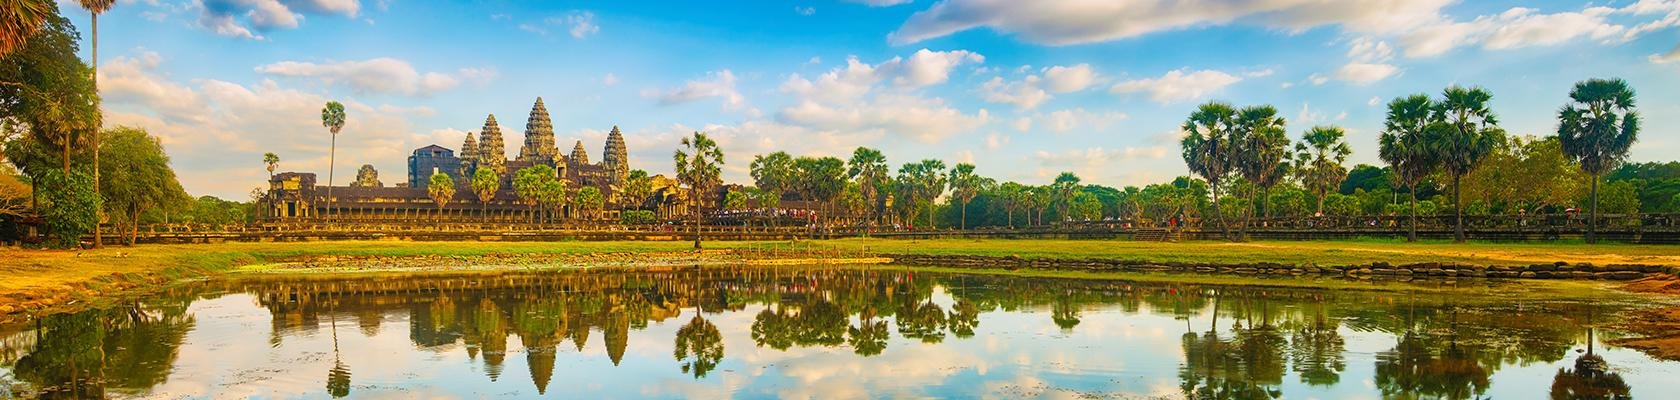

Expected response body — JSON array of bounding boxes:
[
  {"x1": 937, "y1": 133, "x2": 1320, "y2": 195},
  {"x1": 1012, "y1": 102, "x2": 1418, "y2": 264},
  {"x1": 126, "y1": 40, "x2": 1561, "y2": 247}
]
[{"x1": 0, "y1": 266, "x2": 1673, "y2": 399}]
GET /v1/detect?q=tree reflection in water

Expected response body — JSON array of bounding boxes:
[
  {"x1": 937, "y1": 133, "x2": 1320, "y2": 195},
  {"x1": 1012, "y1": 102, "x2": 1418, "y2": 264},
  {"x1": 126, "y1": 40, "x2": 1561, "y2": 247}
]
[{"x1": 0, "y1": 266, "x2": 1656, "y2": 398}]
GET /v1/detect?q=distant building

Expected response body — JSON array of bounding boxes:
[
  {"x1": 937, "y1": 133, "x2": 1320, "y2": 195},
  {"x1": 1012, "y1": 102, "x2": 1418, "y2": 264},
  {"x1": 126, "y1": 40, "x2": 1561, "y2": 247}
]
[
  {"x1": 408, "y1": 145, "x2": 460, "y2": 189},
  {"x1": 264, "y1": 97, "x2": 649, "y2": 223}
]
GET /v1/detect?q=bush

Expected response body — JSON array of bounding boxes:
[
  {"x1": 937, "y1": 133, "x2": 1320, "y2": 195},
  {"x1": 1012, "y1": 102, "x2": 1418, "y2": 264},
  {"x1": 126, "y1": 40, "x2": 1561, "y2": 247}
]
[
  {"x1": 620, "y1": 210, "x2": 656, "y2": 225},
  {"x1": 39, "y1": 168, "x2": 100, "y2": 249}
]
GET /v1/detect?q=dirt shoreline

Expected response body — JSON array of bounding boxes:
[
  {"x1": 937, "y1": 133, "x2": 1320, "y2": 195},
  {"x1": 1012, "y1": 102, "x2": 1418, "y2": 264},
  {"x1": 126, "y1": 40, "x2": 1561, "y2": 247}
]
[{"x1": 1612, "y1": 275, "x2": 1680, "y2": 361}]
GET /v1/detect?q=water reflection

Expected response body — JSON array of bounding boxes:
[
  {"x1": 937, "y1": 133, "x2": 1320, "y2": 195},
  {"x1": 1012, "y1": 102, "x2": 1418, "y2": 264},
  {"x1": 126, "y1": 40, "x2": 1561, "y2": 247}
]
[{"x1": 0, "y1": 266, "x2": 1671, "y2": 399}]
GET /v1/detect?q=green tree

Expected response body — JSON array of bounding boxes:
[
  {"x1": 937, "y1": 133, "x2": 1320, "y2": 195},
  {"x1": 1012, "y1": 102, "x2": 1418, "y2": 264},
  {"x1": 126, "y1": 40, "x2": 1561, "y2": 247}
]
[
  {"x1": 320, "y1": 101, "x2": 346, "y2": 221},
  {"x1": 261, "y1": 152, "x2": 280, "y2": 218},
  {"x1": 537, "y1": 178, "x2": 568, "y2": 223},
  {"x1": 1432, "y1": 86, "x2": 1502, "y2": 242},
  {"x1": 1068, "y1": 191, "x2": 1102, "y2": 221},
  {"x1": 1378, "y1": 94, "x2": 1439, "y2": 242},
  {"x1": 895, "y1": 159, "x2": 946, "y2": 229},
  {"x1": 847, "y1": 147, "x2": 890, "y2": 224},
  {"x1": 0, "y1": 0, "x2": 53, "y2": 56},
  {"x1": 749, "y1": 151, "x2": 793, "y2": 207},
  {"x1": 1558, "y1": 78, "x2": 1640, "y2": 243},
  {"x1": 576, "y1": 186, "x2": 603, "y2": 220},
  {"x1": 0, "y1": 11, "x2": 96, "y2": 178},
  {"x1": 428, "y1": 172, "x2": 454, "y2": 221},
  {"x1": 946, "y1": 163, "x2": 987, "y2": 229},
  {"x1": 621, "y1": 169, "x2": 652, "y2": 210},
  {"x1": 723, "y1": 189, "x2": 748, "y2": 212},
  {"x1": 793, "y1": 156, "x2": 846, "y2": 227},
  {"x1": 1182, "y1": 101, "x2": 1238, "y2": 239},
  {"x1": 38, "y1": 168, "x2": 97, "y2": 248},
  {"x1": 99, "y1": 126, "x2": 187, "y2": 245},
  {"x1": 1051, "y1": 172, "x2": 1081, "y2": 226},
  {"x1": 1233, "y1": 105, "x2": 1289, "y2": 236},
  {"x1": 470, "y1": 167, "x2": 499, "y2": 223},
  {"x1": 1293, "y1": 126, "x2": 1351, "y2": 215},
  {"x1": 514, "y1": 164, "x2": 555, "y2": 223},
  {"x1": 993, "y1": 182, "x2": 1026, "y2": 227},
  {"x1": 674, "y1": 132, "x2": 723, "y2": 248}
]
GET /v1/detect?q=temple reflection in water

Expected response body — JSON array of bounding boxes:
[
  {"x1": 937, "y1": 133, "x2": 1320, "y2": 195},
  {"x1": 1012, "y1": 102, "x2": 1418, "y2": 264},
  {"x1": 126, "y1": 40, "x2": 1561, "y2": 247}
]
[{"x1": 0, "y1": 266, "x2": 1658, "y2": 399}]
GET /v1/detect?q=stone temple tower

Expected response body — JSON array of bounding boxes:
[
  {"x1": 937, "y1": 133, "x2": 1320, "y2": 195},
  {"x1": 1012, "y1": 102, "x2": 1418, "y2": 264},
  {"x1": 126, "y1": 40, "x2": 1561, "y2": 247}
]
[
  {"x1": 602, "y1": 125, "x2": 629, "y2": 185},
  {"x1": 569, "y1": 140, "x2": 590, "y2": 167},
  {"x1": 477, "y1": 114, "x2": 507, "y2": 175},
  {"x1": 459, "y1": 132, "x2": 479, "y2": 178},
  {"x1": 517, "y1": 97, "x2": 559, "y2": 164}
]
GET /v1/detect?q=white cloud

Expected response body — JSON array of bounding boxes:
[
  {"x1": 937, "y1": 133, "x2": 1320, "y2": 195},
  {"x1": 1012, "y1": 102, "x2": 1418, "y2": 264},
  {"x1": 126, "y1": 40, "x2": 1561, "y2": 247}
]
[
  {"x1": 889, "y1": 0, "x2": 1451, "y2": 45},
  {"x1": 561, "y1": 11, "x2": 599, "y2": 38},
  {"x1": 776, "y1": 94, "x2": 989, "y2": 143},
  {"x1": 1109, "y1": 69, "x2": 1242, "y2": 104},
  {"x1": 254, "y1": 57, "x2": 493, "y2": 96},
  {"x1": 1041, "y1": 108, "x2": 1127, "y2": 133},
  {"x1": 1033, "y1": 146, "x2": 1167, "y2": 183},
  {"x1": 978, "y1": 76, "x2": 1048, "y2": 109},
  {"x1": 1334, "y1": 63, "x2": 1399, "y2": 85},
  {"x1": 1012, "y1": 117, "x2": 1031, "y2": 132},
  {"x1": 601, "y1": 73, "x2": 620, "y2": 86},
  {"x1": 779, "y1": 49, "x2": 982, "y2": 104},
  {"x1": 1399, "y1": 3, "x2": 1680, "y2": 58},
  {"x1": 1367, "y1": 96, "x2": 1382, "y2": 106},
  {"x1": 879, "y1": 49, "x2": 984, "y2": 87},
  {"x1": 195, "y1": 0, "x2": 362, "y2": 40},
  {"x1": 794, "y1": 6, "x2": 815, "y2": 16},
  {"x1": 648, "y1": 70, "x2": 750, "y2": 112},
  {"x1": 985, "y1": 132, "x2": 1010, "y2": 149},
  {"x1": 1652, "y1": 44, "x2": 1680, "y2": 64},
  {"x1": 282, "y1": 0, "x2": 360, "y2": 17},
  {"x1": 1040, "y1": 64, "x2": 1098, "y2": 93}
]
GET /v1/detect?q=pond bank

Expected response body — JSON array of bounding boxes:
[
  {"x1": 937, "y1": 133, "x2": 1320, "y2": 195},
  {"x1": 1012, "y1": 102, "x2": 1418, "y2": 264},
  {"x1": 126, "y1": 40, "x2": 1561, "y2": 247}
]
[{"x1": 886, "y1": 253, "x2": 1679, "y2": 281}]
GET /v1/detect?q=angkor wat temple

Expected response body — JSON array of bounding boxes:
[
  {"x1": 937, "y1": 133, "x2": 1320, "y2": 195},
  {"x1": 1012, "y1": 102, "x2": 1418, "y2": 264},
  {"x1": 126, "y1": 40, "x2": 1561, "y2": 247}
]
[{"x1": 262, "y1": 97, "x2": 681, "y2": 223}]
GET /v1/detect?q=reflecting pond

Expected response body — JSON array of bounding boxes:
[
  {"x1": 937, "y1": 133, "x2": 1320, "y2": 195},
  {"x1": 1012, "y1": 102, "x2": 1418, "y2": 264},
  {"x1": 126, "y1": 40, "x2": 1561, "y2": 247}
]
[{"x1": 0, "y1": 266, "x2": 1673, "y2": 399}]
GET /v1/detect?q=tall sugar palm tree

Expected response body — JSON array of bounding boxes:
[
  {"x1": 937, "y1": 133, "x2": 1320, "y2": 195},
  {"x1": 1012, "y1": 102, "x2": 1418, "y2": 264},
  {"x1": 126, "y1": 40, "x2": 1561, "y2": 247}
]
[
  {"x1": 946, "y1": 163, "x2": 984, "y2": 230},
  {"x1": 847, "y1": 147, "x2": 889, "y2": 225},
  {"x1": 1293, "y1": 126, "x2": 1351, "y2": 215},
  {"x1": 748, "y1": 151, "x2": 792, "y2": 224},
  {"x1": 1233, "y1": 104, "x2": 1288, "y2": 239},
  {"x1": 1181, "y1": 101, "x2": 1238, "y2": 240},
  {"x1": 321, "y1": 101, "x2": 346, "y2": 221},
  {"x1": 427, "y1": 172, "x2": 455, "y2": 223},
  {"x1": 1051, "y1": 172, "x2": 1080, "y2": 226},
  {"x1": 674, "y1": 131, "x2": 722, "y2": 249},
  {"x1": 79, "y1": 0, "x2": 114, "y2": 248},
  {"x1": 0, "y1": 0, "x2": 53, "y2": 57},
  {"x1": 1378, "y1": 94, "x2": 1439, "y2": 242},
  {"x1": 1558, "y1": 78, "x2": 1640, "y2": 244},
  {"x1": 262, "y1": 152, "x2": 279, "y2": 218},
  {"x1": 1432, "y1": 86, "x2": 1501, "y2": 243},
  {"x1": 471, "y1": 167, "x2": 499, "y2": 223}
]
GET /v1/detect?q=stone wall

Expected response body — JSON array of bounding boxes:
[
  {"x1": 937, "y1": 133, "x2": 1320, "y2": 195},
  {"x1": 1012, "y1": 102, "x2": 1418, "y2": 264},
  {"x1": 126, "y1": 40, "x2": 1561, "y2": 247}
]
[{"x1": 886, "y1": 253, "x2": 1678, "y2": 281}]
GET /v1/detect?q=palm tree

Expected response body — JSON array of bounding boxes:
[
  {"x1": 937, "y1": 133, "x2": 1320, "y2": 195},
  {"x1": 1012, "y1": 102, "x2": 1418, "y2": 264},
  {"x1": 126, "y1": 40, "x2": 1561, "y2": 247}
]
[
  {"x1": 470, "y1": 168, "x2": 499, "y2": 223},
  {"x1": 674, "y1": 132, "x2": 723, "y2": 249},
  {"x1": 0, "y1": 0, "x2": 53, "y2": 57},
  {"x1": 1182, "y1": 101, "x2": 1238, "y2": 239},
  {"x1": 78, "y1": 0, "x2": 114, "y2": 247},
  {"x1": 320, "y1": 101, "x2": 346, "y2": 221},
  {"x1": 1432, "y1": 86, "x2": 1501, "y2": 243},
  {"x1": 427, "y1": 172, "x2": 454, "y2": 223},
  {"x1": 1051, "y1": 172, "x2": 1080, "y2": 226},
  {"x1": 946, "y1": 163, "x2": 985, "y2": 230},
  {"x1": 1233, "y1": 105, "x2": 1289, "y2": 239},
  {"x1": 1292, "y1": 126, "x2": 1351, "y2": 215},
  {"x1": 262, "y1": 152, "x2": 279, "y2": 219},
  {"x1": 995, "y1": 182, "x2": 1026, "y2": 227},
  {"x1": 621, "y1": 169, "x2": 653, "y2": 211},
  {"x1": 847, "y1": 147, "x2": 889, "y2": 224},
  {"x1": 749, "y1": 151, "x2": 792, "y2": 226},
  {"x1": 1378, "y1": 94, "x2": 1439, "y2": 242},
  {"x1": 1558, "y1": 78, "x2": 1640, "y2": 244}
]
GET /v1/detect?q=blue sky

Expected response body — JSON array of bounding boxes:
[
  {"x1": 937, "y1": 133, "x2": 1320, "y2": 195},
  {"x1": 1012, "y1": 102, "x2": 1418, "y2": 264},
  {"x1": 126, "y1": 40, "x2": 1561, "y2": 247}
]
[{"x1": 62, "y1": 0, "x2": 1680, "y2": 198}]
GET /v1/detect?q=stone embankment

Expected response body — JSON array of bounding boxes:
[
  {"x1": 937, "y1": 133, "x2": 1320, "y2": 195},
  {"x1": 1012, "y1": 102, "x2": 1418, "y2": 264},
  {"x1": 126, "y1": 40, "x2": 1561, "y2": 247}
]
[{"x1": 887, "y1": 254, "x2": 1678, "y2": 281}]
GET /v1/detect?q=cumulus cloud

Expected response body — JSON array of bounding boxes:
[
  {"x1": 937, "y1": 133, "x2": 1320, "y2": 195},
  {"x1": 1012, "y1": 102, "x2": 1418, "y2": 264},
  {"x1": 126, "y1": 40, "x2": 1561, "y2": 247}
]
[
  {"x1": 846, "y1": 0, "x2": 913, "y2": 6},
  {"x1": 888, "y1": 0, "x2": 1451, "y2": 45},
  {"x1": 194, "y1": 0, "x2": 362, "y2": 40},
  {"x1": 978, "y1": 76, "x2": 1048, "y2": 109},
  {"x1": 878, "y1": 49, "x2": 985, "y2": 87},
  {"x1": 1041, "y1": 64, "x2": 1098, "y2": 93},
  {"x1": 647, "y1": 70, "x2": 751, "y2": 112},
  {"x1": 1109, "y1": 69, "x2": 1242, "y2": 103},
  {"x1": 100, "y1": 49, "x2": 433, "y2": 198},
  {"x1": 1040, "y1": 108, "x2": 1127, "y2": 133},
  {"x1": 1333, "y1": 63, "x2": 1399, "y2": 85},
  {"x1": 1652, "y1": 44, "x2": 1680, "y2": 64},
  {"x1": 254, "y1": 57, "x2": 494, "y2": 96},
  {"x1": 779, "y1": 49, "x2": 983, "y2": 104},
  {"x1": 777, "y1": 94, "x2": 989, "y2": 143},
  {"x1": 1034, "y1": 146, "x2": 1168, "y2": 183},
  {"x1": 1399, "y1": 3, "x2": 1680, "y2": 58}
]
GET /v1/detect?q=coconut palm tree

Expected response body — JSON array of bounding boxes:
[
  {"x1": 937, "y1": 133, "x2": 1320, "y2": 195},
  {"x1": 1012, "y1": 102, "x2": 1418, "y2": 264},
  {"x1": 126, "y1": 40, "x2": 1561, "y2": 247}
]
[
  {"x1": 1182, "y1": 101, "x2": 1238, "y2": 240},
  {"x1": 674, "y1": 131, "x2": 723, "y2": 249},
  {"x1": 946, "y1": 163, "x2": 985, "y2": 229},
  {"x1": 0, "y1": 0, "x2": 53, "y2": 57},
  {"x1": 320, "y1": 101, "x2": 346, "y2": 221},
  {"x1": 1378, "y1": 94, "x2": 1439, "y2": 242},
  {"x1": 1233, "y1": 105, "x2": 1289, "y2": 239},
  {"x1": 1558, "y1": 78, "x2": 1640, "y2": 244},
  {"x1": 1292, "y1": 126, "x2": 1352, "y2": 215},
  {"x1": 847, "y1": 147, "x2": 890, "y2": 224},
  {"x1": 1432, "y1": 86, "x2": 1502, "y2": 243}
]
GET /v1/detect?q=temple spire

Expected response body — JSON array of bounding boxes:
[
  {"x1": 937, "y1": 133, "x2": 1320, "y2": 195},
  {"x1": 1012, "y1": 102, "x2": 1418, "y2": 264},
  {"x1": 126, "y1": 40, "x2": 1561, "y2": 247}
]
[
  {"x1": 570, "y1": 140, "x2": 590, "y2": 166},
  {"x1": 603, "y1": 125, "x2": 629, "y2": 185},
  {"x1": 459, "y1": 132, "x2": 479, "y2": 178},
  {"x1": 517, "y1": 97, "x2": 558, "y2": 164},
  {"x1": 478, "y1": 114, "x2": 507, "y2": 175}
]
